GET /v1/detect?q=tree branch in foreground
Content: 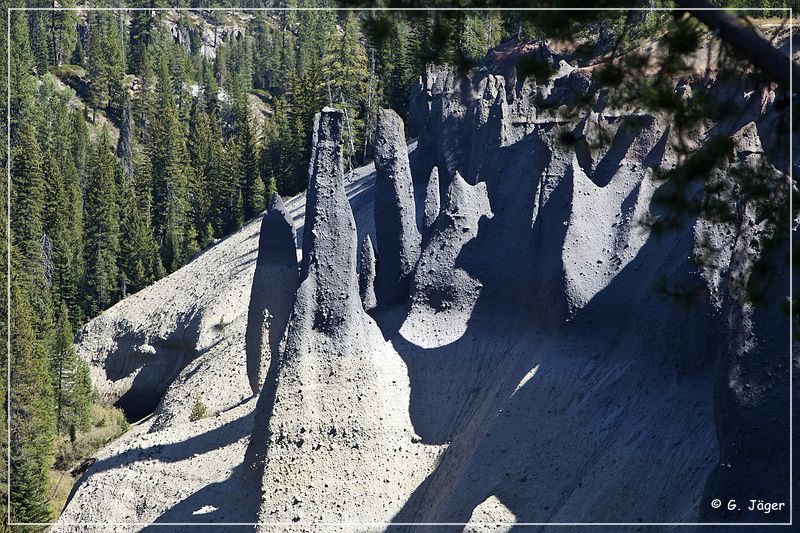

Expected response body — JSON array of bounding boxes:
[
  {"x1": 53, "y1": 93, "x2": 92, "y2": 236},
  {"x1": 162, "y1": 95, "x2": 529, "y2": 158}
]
[{"x1": 675, "y1": 0, "x2": 800, "y2": 88}]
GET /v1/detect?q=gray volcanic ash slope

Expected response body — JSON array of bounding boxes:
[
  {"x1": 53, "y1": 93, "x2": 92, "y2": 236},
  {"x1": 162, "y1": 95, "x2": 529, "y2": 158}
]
[{"x1": 57, "y1": 41, "x2": 791, "y2": 531}]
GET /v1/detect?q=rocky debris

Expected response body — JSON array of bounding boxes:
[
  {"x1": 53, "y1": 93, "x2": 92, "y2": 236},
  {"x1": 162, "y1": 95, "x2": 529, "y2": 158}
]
[
  {"x1": 464, "y1": 495, "x2": 516, "y2": 533},
  {"x1": 358, "y1": 234, "x2": 377, "y2": 312},
  {"x1": 373, "y1": 108, "x2": 422, "y2": 306},
  {"x1": 422, "y1": 166, "x2": 441, "y2": 232},
  {"x1": 244, "y1": 192, "x2": 299, "y2": 395}
]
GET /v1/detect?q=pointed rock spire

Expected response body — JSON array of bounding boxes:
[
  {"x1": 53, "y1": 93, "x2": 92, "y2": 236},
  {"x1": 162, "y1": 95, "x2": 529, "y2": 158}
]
[
  {"x1": 297, "y1": 108, "x2": 362, "y2": 331},
  {"x1": 244, "y1": 193, "x2": 298, "y2": 395},
  {"x1": 409, "y1": 171, "x2": 492, "y2": 319},
  {"x1": 359, "y1": 234, "x2": 377, "y2": 312},
  {"x1": 373, "y1": 108, "x2": 421, "y2": 306},
  {"x1": 244, "y1": 108, "x2": 428, "y2": 525},
  {"x1": 423, "y1": 166, "x2": 441, "y2": 232},
  {"x1": 300, "y1": 108, "x2": 348, "y2": 279}
]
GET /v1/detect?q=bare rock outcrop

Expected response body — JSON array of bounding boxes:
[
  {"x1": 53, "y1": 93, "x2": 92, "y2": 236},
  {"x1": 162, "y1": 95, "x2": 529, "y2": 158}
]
[
  {"x1": 57, "y1": 134, "x2": 392, "y2": 528},
  {"x1": 373, "y1": 108, "x2": 422, "y2": 306},
  {"x1": 244, "y1": 109, "x2": 438, "y2": 530},
  {"x1": 244, "y1": 192, "x2": 298, "y2": 395},
  {"x1": 402, "y1": 171, "x2": 492, "y2": 347},
  {"x1": 359, "y1": 234, "x2": 377, "y2": 312}
]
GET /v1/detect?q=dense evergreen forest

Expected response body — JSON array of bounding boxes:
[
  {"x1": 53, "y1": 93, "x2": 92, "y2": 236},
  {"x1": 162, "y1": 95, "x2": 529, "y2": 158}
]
[{"x1": 0, "y1": 0, "x2": 794, "y2": 529}]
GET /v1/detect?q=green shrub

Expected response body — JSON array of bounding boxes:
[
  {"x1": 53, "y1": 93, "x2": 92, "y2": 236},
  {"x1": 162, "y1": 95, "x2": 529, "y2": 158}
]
[{"x1": 189, "y1": 398, "x2": 209, "y2": 422}]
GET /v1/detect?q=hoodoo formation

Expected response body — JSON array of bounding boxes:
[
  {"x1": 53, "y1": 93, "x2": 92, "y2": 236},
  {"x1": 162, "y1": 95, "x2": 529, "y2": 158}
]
[
  {"x1": 243, "y1": 109, "x2": 436, "y2": 529},
  {"x1": 244, "y1": 192, "x2": 298, "y2": 395},
  {"x1": 359, "y1": 234, "x2": 378, "y2": 312},
  {"x1": 373, "y1": 108, "x2": 422, "y2": 306},
  {"x1": 55, "y1": 38, "x2": 791, "y2": 531}
]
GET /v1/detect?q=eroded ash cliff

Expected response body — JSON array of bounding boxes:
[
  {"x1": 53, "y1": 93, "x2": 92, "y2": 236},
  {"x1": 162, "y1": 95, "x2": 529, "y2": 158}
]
[{"x1": 56, "y1": 38, "x2": 793, "y2": 532}]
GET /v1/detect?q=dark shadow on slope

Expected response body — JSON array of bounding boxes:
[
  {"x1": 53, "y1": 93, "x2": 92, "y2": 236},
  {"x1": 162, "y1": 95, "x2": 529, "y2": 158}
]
[
  {"x1": 115, "y1": 366, "x2": 184, "y2": 422},
  {"x1": 575, "y1": 115, "x2": 655, "y2": 188},
  {"x1": 114, "y1": 335, "x2": 225, "y2": 423},
  {"x1": 388, "y1": 144, "x2": 732, "y2": 528},
  {"x1": 239, "y1": 301, "x2": 289, "y2": 486},
  {"x1": 374, "y1": 132, "x2": 557, "y2": 444},
  {"x1": 698, "y1": 239, "x2": 791, "y2": 524},
  {"x1": 66, "y1": 408, "x2": 255, "y2": 506},
  {"x1": 392, "y1": 224, "x2": 722, "y2": 528},
  {"x1": 113, "y1": 346, "x2": 194, "y2": 422},
  {"x1": 140, "y1": 463, "x2": 261, "y2": 531},
  {"x1": 229, "y1": 255, "x2": 259, "y2": 280}
]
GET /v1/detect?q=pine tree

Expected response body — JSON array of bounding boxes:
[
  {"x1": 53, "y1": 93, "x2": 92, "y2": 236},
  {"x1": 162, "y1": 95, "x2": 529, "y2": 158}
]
[
  {"x1": 149, "y1": 58, "x2": 191, "y2": 271},
  {"x1": 83, "y1": 129, "x2": 121, "y2": 316},
  {"x1": 322, "y1": 11, "x2": 369, "y2": 166},
  {"x1": 9, "y1": 277, "x2": 56, "y2": 525},
  {"x1": 187, "y1": 95, "x2": 213, "y2": 239},
  {"x1": 87, "y1": 13, "x2": 126, "y2": 121},
  {"x1": 201, "y1": 59, "x2": 219, "y2": 115},
  {"x1": 31, "y1": 11, "x2": 52, "y2": 75},
  {"x1": 11, "y1": 120, "x2": 45, "y2": 269},
  {"x1": 266, "y1": 174, "x2": 277, "y2": 201},
  {"x1": 117, "y1": 104, "x2": 134, "y2": 176},
  {"x1": 51, "y1": 303, "x2": 80, "y2": 435},
  {"x1": 261, "y1": 96, "x2": 305, "y2": 196},
  {"x1": 47, "y1": 103, "x2": 86, "y2": 328},
  {"x1": 69, "y1": 107, "x2": 91, "y2": 179},
  {"x1": 296, "y1": 6, "x2": 336, "y2": 78},
  {"x1": 71, "y1": 31, "x2": 85, "y2": 68},
  {"x1": 103, "y1": 13, "x2": 127, "y2": 112},
  {"x1": 129, "y1": 0, "x2": 162, "y2": 75},
  {"x1": 10, "y1": 11, "x2": 37, "y2": 140},
  {"x1": 72, "y1": 361, "x2": 93, "y2": 433},
  {"x1": 234, "y1": 95, "x2": 264, "y2": 220},
  {"x1": 50, "y1": 0, "x2": 78, "y2": 67},
  {"x1": 119, "y1": 161, "x2": 157, "y2": 295},
  {"x1": 208, "y1": 118, "x2": 242, "y2": 235},
  {"x1": 223, "y1": 138, "x2": 245, "y2": 233},
  {"x1": 87, "y1": 15, "x2": 107, "y2": 123}
]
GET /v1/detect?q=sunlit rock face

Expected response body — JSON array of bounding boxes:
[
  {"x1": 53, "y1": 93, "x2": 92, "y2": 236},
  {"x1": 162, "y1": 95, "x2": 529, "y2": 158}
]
[
  {"x1": 422, "y1": 166, "x2": 441, "y2": 234},
  {"x1": 359, "y1": 234, "x2": 377, "y2": 312}
]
